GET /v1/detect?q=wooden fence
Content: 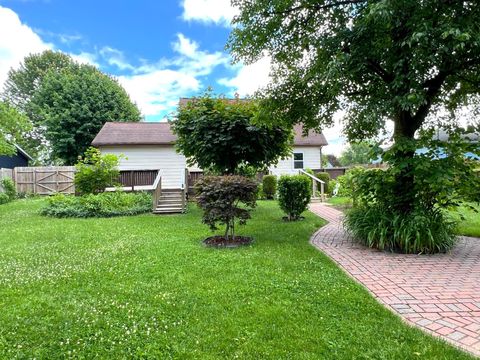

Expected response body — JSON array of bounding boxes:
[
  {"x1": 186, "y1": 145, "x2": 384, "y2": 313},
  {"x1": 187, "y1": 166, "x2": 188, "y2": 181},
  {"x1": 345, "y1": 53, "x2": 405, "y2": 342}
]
[{"x1": 14, "y1": 166, "x2": 76, "y2": 195}]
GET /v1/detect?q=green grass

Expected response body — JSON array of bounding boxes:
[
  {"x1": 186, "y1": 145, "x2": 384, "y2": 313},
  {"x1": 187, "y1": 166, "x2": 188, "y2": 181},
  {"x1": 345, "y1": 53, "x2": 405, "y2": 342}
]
[
  {"x1": 0, "y1": 199, "x2": 474, "y2": 359},
  {"x1": 453, "y1": 203, "x2": 480, "y2": 237}
]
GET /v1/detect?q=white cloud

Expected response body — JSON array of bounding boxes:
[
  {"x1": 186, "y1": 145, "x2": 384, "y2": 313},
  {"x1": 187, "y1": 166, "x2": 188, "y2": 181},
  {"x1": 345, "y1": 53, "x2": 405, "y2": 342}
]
[
  {"x1": 70, "y1": 51, "x2": 99, "y2": 67},
  {"x1": 219, "y1": 56, "x2": 272, "y2": 97},
  {"x1": 0, "y1": 5, "x2": 52, "y2": 90},
  {"x1": 119, "y1": 70, "x2": 200, "y2": 119},
  {"x1": 118, "y1": 33, "x2": 229, "y2": 119},
  {"x1": 99, "y1": 46, "x2": 135, "y2": 71},
  {"x1": 181, "y1": 0, "x2": 238, "y2": 26}
]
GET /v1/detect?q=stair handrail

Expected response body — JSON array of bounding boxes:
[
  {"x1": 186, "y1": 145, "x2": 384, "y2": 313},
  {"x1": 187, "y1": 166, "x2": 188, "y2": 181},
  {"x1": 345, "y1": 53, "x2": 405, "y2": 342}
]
[
  {"x1": 181, "y1": 183, "x2": 186, "y2": 213},
  {"x1": 299, "y1": 169, "x2": 325, "y2": 202},
  {"x1": 152, "y1": 171, "x2": 162, "y2": 210}
]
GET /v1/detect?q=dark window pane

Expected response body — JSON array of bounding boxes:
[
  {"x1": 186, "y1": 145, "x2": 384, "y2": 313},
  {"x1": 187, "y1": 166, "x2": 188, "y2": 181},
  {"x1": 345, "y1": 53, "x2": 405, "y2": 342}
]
[
  {"x1": 294, "y1": 161, "x2": 303, "y2": 169},
  {"x1": 294, "y1": 153, "x2": 303, "y2": 161}
]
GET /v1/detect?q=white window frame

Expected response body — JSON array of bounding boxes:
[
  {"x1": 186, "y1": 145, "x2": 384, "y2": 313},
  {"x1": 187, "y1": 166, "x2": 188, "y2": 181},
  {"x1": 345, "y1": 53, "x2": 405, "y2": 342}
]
[{"x1": 293, "y1": 151, "x2": 304, "y2": 169}]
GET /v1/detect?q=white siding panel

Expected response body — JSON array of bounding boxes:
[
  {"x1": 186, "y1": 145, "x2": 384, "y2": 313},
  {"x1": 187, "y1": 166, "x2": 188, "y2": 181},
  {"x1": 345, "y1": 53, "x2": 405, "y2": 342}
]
[
  {"x1": 99, "y1": 145, "x2": 186, "y2": 189},
  {"x1": 269, "y1": 146, "x2": 322, "y2": 176}
]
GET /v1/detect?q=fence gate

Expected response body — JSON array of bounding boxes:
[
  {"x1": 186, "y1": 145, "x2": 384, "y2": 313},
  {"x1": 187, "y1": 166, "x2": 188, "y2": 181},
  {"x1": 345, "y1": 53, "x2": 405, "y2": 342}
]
[{"x1": 14, "y1": 166, "x2": 76, "y2": 195}]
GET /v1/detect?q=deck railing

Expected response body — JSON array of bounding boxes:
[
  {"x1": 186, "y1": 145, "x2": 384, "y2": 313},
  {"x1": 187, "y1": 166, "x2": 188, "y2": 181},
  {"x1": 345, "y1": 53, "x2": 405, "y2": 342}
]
[
  {"x1": 299, "y1": 169, "x2": 325, "y2": 202},
  {"x1": 151, "y1": 172, "x2": 162, "y2": 210}
]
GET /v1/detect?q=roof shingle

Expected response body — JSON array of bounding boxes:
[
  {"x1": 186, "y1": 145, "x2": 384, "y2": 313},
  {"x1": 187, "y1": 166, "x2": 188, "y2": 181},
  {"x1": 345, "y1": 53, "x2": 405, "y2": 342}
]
[{"x1": 92, "y1": 121, "x2": 328, "y2": 147}]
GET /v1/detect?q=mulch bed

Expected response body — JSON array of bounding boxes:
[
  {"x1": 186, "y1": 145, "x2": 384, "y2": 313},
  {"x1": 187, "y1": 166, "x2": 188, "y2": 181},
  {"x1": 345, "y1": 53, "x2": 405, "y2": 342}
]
[{"x1": 203, "y1": 235, "x2": 253, "y2": 248}]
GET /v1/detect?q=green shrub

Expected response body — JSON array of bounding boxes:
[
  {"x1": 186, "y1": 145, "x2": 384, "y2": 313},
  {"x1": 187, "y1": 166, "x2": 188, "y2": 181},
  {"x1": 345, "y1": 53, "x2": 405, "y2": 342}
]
[
  {"x1": 75, "y1": 147, "x2": 120, "y2": 195},
  {"x1": 0, "y1": 193, "x2": 10, "y2": 205},
  {"x1": 262, "y1": 175, "x2": 277, "y2": 199},
  {"x1": 336, "y1": 167, "x2": 366, "y2": 198},
  {"x1": 1, "y1": 178, "x2": 16, "y2": 201},
  {"x1": 278, "y1": 175, "x2": 311, "y2": 221},
  {"x1": 195, "y1": 175, "x2": 258, "y2": 239},
  {"x1": 345, "y1": 205, "x2": 456, "y2": 254},
  {"x1": 328, "y1": 179, "x2": 337, "y2": 196},
  {"x1": 41, "y1": 191, "x2": 152, "y2": 218},
  {"x1": 314, "y1": 172, "x2": 330, "y2": 190}
]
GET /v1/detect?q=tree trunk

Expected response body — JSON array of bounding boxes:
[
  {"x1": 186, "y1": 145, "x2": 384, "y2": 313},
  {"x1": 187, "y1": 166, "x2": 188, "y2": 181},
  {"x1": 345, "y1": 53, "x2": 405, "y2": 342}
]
[{"x1": 392, "y1": 112, "x2": 417, "y2": 214}]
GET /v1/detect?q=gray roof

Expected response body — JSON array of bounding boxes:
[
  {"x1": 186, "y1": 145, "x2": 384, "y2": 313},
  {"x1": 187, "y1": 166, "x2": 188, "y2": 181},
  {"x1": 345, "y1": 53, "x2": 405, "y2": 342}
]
[{"x1": 92, "y1": 121, "x2": 328, "y2": 147}]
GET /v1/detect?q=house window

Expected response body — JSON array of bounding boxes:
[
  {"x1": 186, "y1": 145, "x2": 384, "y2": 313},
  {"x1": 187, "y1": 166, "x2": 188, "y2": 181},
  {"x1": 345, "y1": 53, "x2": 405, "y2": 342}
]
[{"x1": 293, "y1": 152, "x2": 304, "y2": 169}]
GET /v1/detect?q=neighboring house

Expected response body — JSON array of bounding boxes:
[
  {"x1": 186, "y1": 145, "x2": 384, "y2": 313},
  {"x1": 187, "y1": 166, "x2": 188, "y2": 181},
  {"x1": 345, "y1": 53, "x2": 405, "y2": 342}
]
[
  {"x1": 0, "y1": 144, "x2": 32, "y2": 169},
  {"x1": 92, "y1": 122, "x2": 328, "y2": 189}
]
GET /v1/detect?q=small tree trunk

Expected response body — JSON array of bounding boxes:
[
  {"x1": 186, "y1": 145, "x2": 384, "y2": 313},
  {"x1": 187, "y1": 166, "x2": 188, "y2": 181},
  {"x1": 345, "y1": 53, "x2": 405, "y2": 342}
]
[
  {"x1": 392, "y1": 113, "x2": 417, "y2": 214},
  {"x1": 224, "y1": 220, "x2": 230, "y2": 240}
]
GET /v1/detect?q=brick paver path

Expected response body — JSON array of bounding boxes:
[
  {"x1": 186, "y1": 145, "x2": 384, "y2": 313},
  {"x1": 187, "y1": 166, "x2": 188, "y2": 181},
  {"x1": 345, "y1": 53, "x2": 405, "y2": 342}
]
[{"x1": 309, "y1": 203, "x2": 480, "y2": 357}]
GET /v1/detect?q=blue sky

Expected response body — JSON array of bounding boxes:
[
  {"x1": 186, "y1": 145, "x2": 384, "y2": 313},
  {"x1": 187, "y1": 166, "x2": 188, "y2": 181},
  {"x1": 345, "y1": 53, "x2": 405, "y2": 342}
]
[{"x1": 0, "y1": 0, "x2": 345, "y2": 154}]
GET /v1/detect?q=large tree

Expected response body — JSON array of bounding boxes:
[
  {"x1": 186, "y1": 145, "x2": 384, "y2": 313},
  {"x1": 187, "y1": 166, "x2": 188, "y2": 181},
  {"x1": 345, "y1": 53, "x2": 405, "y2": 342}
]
[
  {"x1": 173, "y1": 93, "x2": 293, "y2": 174},
  {"x1": 229, "y1": 0, "x2": 480, "y2": 212},
  {"x1": 31, "y1": 64, "x2": 141, "y2": 164},
  {"x1": 2, "y1": 51, "x2": 73, "y2": 160},
  {"x1": 339, "y1": 142, "x2": 373, "y2": 166},
  {"x1": 0, "y1": 101, "x2": 31, "y2": 156}
]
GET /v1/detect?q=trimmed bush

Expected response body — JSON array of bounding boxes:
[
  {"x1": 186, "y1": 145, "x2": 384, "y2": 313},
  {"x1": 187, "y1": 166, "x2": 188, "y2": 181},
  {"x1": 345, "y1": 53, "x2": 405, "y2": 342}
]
[
  {"x1": 278, "y1": 175, "x2": 311, "y2": 220},
  {"x1": 1, "y1": 178, "x2": 16, "y2": 201},
  {"x1": 41, "y1": 191, "x2": 151, "y2": 218},
  {"x1": 75, "y1": 147, "x2": 120, "y2": 195},
  {"x1": 345, "y1": 205, "x2": 456, "y2": 254},
  {"x1": 262, "y1": 175, "x2": 277, "y2": 199},
  {"x1": 195, "y1": 175, "x2": 258, "y2": 239}
]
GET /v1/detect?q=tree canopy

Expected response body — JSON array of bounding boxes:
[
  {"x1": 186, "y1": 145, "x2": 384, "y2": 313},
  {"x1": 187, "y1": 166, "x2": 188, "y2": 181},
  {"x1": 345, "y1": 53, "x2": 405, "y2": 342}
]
[
  {"x1": 1, "y1": 51, "x2": 74, "y2": 160},
  {"x1": 229, "y1": 1, "x2": 480, "y2": 141},
  {"x1": 0, "y1": 101, "x2": 31, "y2": 156},
  {"x1": 339, "y1": 142, "x2": 373, "y2": 166},
  {"x1": 32, "y1": 63, "x2": 141, "y2": 165},
  {"x1": 173, "y1": 93, "x2": 293, "y2": 174},
  {"x1": 229, "y1": 0, "x2": 480, "y2": 214}
]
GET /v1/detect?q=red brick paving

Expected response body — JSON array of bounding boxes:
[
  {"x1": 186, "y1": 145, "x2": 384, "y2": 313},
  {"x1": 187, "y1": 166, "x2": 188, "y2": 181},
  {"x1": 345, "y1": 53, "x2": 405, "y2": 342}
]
[{"x1": 309, "y1": 203, "x2": 480, "y2": 357}]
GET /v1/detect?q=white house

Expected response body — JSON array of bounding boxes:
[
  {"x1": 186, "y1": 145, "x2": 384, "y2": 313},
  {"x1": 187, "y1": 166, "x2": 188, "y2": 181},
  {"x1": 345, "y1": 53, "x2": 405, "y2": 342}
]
[{"x1": 92, "y1": 122, "x2": 328, "y2": 189}]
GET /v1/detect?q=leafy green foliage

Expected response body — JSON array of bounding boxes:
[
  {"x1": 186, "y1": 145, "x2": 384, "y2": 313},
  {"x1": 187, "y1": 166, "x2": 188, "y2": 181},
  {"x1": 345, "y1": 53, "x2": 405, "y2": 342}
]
[
  {"x1": 345, "y1": 205, "x2": 457, "y2": 254},
  {"x1": 277, "y1": 175, "x2": 311, "y2": 220},
  {"x1": 1, "y1": 178, "x2": 16, "y2": 201},
  {"x1": 195, "y1": 175, "x2": 258, "y2": 239},
  {"x1": 0, "y1": 193, "x2": 10, "y2": 205},
  {"x1": 1, "y1": 50, "x2": 73, "y2": 160},
  {"x1": 344, "y1": 130, "x2": 480, "y2": 253},
  {"x1": 41, "y1": 191, "x2": 151, "y2": 218},
  {"x1": 74, "y1": 147, "x2": 120, "y2": 195},
  {"x1": 0, "y1": 101, "x2": 31, "y2": 156},
  {"x1": 335, "y1": 167, "x2": 367, "y2": 199},
  {"x1": 230, "y1": 0, "x2": 480, "y2": 218},
  {"x1": 31, "y1": 63, "x2": 141, "y2": 164},
  {"x1": 339, "y1": 142, "x2": 374, "y2": 166},
  {"x1": 230, "y1": 1, "x2": 480, "y2": 141},
  {"x1": 314, "y1": 171, "x2": 330, "y2": 191},
  {"x1": 173, "y1": 92, "x2": 292, "y2": 174},
  {"x1": 262, "y1": 175, "x2": 277, "y2": 199}
]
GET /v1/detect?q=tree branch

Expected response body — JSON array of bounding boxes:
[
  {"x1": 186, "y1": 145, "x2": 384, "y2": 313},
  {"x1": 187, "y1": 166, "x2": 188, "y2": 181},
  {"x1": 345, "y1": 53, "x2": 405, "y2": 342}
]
[
  {"x1": 366, "y1": 59, "x2": 394, "y2": 83},
  {"x1": 265, "y1": 0, "x2": 367, "y2": 17}
]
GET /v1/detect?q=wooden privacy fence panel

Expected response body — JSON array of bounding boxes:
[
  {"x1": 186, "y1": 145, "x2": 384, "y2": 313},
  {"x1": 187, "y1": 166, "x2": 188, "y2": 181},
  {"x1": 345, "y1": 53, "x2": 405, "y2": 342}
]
[{"x1": 14, "y1": 166, "x2": 76, "y2": 195}]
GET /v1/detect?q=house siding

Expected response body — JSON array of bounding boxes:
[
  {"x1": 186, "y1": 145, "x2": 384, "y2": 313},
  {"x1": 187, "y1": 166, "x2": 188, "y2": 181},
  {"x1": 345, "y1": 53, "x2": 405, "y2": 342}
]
[
  {"x1": 268, "y1": 146, "x2": 322, "y2": 176},
  {"x1": 0, "y1": 153, "x2": 29, "y2": 169},
  {"x1": 99, "y1": 145, "x2": 186, "y2": 189}
]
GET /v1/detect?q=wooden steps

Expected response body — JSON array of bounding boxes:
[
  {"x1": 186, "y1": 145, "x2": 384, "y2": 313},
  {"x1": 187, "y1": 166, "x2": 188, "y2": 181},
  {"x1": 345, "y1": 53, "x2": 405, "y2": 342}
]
[{"x1": 153, "y1": 189, "x2": 186, "y2": 214}]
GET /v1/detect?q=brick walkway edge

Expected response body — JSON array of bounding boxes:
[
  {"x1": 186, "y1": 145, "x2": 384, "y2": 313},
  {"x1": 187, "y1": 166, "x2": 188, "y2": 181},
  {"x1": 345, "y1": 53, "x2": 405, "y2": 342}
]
[{"x1": 309, "y1": 203, "x2": 480, "y2": 357}]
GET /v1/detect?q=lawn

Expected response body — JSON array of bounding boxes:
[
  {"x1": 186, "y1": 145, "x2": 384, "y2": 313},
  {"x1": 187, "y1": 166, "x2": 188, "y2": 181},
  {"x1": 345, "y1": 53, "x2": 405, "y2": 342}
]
[
  {"x1": 0, "y1": 199, "x2": 474, "y2": 359},
  {"x1": 453, "y1": 203, "x2": 480, "y2": 238}
]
